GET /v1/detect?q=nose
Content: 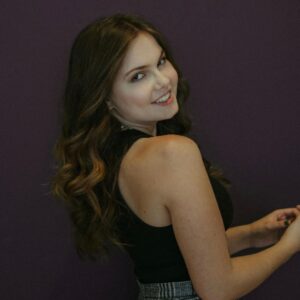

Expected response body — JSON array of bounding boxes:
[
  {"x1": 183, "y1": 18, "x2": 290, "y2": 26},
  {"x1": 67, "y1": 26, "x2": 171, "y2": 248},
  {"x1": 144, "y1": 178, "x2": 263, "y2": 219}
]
[{"x1": 154, "y1": 70, "x2": 170, "y2": 90}]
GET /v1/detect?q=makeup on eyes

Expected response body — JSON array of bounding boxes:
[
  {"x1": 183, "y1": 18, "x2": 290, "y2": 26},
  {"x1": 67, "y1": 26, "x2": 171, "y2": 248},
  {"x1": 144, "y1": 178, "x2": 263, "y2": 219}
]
[
  {"x1": 130, "y1": 55, "x2": 167, "y2": 83},
  {"x1": 125, "y1": 50, "x2": 166, "y2": 79}
]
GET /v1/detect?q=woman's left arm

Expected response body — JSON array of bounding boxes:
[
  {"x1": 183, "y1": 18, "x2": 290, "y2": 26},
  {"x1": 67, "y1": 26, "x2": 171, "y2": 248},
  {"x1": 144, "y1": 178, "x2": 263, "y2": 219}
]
[
  {"x1": 226, "y1": 224, "x2": 252, "y2": 255},
  {"x1": 226, "y1": 206, "x2": 300, "y2": 255}
]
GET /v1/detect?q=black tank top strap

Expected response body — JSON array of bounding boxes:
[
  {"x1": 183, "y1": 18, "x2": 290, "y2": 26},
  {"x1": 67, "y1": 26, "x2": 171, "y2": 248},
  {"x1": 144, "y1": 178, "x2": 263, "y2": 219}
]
[
  {"x1": 110, "y1": 128, "x2": 153, "y2": 217},
  {"x1": 120, "y1": 128, "x2": 152, "y2": 148},
  {"x1": 110, "y1": 128, "x2": 152, "y2": 158}
]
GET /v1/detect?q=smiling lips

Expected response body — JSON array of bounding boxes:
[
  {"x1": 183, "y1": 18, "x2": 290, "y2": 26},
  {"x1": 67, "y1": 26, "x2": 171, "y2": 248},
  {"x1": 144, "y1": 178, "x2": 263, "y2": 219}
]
[{"x1": 152, "y1": 91, "x2": 172, "y2": 104}]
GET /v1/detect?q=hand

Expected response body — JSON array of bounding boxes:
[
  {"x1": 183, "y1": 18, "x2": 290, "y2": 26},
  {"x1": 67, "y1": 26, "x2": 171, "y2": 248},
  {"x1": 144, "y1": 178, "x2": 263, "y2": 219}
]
[
  {"x1": 280, "y1": 206, "x2": 300, "y2": 253},
  {"x1": 249, "y1": 206, "x2": 300, "y2": 248}
]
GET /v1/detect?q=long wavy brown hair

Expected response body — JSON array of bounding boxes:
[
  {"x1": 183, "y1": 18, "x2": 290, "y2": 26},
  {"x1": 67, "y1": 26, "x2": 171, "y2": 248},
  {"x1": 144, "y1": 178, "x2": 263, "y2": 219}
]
[{"x1": 51, "y1": 13, "x2": 231, "y2": 262}]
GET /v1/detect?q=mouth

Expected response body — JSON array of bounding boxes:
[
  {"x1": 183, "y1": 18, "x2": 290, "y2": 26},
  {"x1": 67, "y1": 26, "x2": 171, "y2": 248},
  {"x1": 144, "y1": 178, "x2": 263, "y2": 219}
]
[{"x1": 152, "y1": 91, "x2": 172, "y2": 104}]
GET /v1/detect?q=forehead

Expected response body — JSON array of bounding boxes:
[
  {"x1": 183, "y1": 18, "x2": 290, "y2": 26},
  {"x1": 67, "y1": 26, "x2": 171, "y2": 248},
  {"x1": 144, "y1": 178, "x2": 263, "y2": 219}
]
[{"x1": 118, "y1": 32, "x2": 162, "y2": 73}]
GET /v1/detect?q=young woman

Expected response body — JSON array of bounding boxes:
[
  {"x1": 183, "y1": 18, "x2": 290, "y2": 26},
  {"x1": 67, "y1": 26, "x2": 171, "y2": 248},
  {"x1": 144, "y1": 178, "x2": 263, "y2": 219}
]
[{"x1": 51, "y1": 14, "x2": 300, "y2": 300}]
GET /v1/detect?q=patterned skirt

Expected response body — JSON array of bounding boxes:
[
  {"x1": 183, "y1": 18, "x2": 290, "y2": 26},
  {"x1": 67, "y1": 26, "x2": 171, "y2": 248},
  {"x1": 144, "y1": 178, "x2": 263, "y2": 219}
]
[{"x1": 136, "y1": 279, "x2": 200, "y2": 300}]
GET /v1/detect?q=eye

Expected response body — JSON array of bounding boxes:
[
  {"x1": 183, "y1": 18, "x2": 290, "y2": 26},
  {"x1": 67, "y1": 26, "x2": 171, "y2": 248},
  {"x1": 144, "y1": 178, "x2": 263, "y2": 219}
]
[
  {"x1": 158, "y1": 56, "x2": 167, "y2": 67},
  {"x1": 131, "y1": 72, "x2": 145, "y2": 82}
]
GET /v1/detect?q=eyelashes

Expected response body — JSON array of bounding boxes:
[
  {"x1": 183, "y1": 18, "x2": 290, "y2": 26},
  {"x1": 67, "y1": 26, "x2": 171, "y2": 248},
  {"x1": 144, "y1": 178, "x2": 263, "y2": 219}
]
[
  {"x1": 131, "y1": 73, "x2": 145, "y2": 82},
  {"x1": 158, "y1": 56, "x2": 167, "y2": 67},
  {"x1": 130, "y1": 55, "x2": 167, "y2": 82}
]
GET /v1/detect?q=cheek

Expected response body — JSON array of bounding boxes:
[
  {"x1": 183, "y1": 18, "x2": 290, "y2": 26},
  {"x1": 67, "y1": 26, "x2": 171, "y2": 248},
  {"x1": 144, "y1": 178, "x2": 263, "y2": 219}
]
[
  {"x1": 127, "y1": 85, "x2": 151, "y2": 102},
  {"x1": 117, "y1": 85, "x2": 152, "y2": 109},
  {"x1": 168, "y1": 66, "x2": 178, "y2": 86},
  {"x1": 173, "y1": 71, "x2": 179, "y2": 85}
]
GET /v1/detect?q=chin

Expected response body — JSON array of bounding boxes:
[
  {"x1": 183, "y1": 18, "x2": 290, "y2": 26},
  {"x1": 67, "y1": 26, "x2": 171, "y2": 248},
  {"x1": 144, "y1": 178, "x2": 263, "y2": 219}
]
[
  {"x1": 171, "y1": 99, "x2": 179, "y2": 115},
  {"x1": 163, "y1": 107, "x2": 179, "y2": 121}
]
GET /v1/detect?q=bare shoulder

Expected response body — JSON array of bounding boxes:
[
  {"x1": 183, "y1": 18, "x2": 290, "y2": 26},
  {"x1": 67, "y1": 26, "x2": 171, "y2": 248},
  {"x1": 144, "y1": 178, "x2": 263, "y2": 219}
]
[
  {"x1": 139, "y1": 134, "x2": 207, "y2": 206},
  {"x1": 123, "y1": 134, "x2": 200, "y2": 166},
  {"x1": 118, "y1": 135, "x2": 199, "y2": 227},
  {"x1": 120, "y1": 134, "x2": 201, "y2": 191},
  {"x1": 118, "y1": 134, "x2": 200, "y2": 224}
]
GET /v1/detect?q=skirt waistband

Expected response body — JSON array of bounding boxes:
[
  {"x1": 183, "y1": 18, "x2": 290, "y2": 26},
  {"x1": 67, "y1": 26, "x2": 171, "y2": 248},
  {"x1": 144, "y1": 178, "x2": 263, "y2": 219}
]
[{"x1": 136, "y1": 279, "x2": 200, "y2": 299}]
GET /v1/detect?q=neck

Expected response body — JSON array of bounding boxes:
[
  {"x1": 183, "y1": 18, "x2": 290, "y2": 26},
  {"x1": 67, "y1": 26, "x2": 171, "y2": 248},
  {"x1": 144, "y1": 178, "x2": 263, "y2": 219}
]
[
  {"x1": 110, "y1": 110, "x2": 157, "y2": 136},
  {"x1": 121, "y1": 122, "x2": 157, "y2": 136}
]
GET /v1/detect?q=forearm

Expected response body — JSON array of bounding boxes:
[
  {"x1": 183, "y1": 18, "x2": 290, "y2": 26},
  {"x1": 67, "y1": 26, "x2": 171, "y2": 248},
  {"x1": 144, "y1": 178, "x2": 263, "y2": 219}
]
[
  {"x1": 226, "y1": 225, "x2": 252, "y2": 255},
  {"x1": 224, "y1": 241, "x2": 295, "y2": 299}
]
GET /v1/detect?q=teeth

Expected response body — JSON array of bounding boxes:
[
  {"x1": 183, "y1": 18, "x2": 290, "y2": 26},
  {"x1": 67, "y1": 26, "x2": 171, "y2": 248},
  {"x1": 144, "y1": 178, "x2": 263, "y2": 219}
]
[{"x1": 155, "y1": 93, "x2": 170, "y2": 103}]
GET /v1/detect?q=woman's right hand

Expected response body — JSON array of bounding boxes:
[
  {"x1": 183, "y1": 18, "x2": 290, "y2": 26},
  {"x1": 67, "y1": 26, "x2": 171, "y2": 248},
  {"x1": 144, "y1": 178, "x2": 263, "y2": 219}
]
[{"x1": 280, "y1": 206, "x2": 300, "y2": 253}]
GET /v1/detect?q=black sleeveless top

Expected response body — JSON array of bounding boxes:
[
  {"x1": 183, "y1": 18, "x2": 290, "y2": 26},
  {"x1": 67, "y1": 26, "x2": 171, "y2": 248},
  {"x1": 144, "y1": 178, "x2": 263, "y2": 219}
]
[{"x1": 112, "y1": 129, "x2": 234, "y2": 283}]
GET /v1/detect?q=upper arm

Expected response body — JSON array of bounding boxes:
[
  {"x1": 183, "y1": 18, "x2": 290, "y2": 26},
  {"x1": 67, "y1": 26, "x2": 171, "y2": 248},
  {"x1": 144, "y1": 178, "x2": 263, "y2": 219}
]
[{"x1": 136, "y1": 135, "x2": 232, "y2": 299}]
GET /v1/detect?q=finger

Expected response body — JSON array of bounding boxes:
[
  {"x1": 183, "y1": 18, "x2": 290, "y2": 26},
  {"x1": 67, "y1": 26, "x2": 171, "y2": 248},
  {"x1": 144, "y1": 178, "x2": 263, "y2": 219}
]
[
  {"x1": 286, "y1": 209, "x2": 300, "y2": 218},
  {"x1": 284, "y1": 219, "x2": 291, "y2": 226},
  {"x1": 276, "y1": 208, "x2": 300, "y2": 219},
  {"x1": 269, "y1": 216, "x2": 293, "y2": 229},
  {"x1": 276, "y1": 209, "x2": 297, "y2": 221},
  {"x1": 277, "y1": 218, "x2": 293, "y2": 228},
  {"x1": 277, "y1": 213, "x2": 287, "y2": 221}
]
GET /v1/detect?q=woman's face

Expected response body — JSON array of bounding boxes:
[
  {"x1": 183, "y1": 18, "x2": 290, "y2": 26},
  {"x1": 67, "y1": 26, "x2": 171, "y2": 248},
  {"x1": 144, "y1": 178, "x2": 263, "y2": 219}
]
[{"x1": 109, "y1": 32, "x2": 179, "y2": 135}]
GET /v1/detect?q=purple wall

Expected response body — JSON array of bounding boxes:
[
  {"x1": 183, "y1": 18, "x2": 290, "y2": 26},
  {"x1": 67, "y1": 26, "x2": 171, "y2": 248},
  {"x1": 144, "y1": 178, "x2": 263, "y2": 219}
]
[{"x1": 1, "y1": 1, "x2": 300, "y2": 299}]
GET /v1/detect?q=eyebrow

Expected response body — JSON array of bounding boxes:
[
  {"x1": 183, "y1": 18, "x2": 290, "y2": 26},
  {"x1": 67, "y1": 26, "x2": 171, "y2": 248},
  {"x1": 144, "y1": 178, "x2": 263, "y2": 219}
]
[{"x1": 124, "y1": 49, "x2": 164, "y2": 78}]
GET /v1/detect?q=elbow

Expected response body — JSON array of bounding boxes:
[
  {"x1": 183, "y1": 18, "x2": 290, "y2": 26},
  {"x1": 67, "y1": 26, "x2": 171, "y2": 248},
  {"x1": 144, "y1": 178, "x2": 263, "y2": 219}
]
[
  {"x1": 194, "y1": 278, "x2": 237, "y2": 300},
  {"x1": 197, "y1": 292, "x2": 234, "y2": 300},
  {"x1": 197, "y1": 291, "x2": 236, "y2": 300}
]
